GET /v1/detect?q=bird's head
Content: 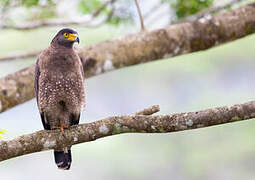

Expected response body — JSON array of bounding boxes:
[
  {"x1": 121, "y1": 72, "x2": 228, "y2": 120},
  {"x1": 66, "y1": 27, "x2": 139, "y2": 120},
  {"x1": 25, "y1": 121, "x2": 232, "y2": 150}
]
[{"x1": 51, "y1": 28, "x2": 80, "y2": 48}]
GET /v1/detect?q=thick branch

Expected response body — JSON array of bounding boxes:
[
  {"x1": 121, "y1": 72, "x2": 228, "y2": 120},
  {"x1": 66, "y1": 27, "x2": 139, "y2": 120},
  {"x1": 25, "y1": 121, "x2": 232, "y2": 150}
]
[
  {"x1": 1, "y1": 3, "x2": 255, "y2": 113},
  {"x1": 1, "y1": 101, "x2": 255, "y2": 162},
  {"x1": 0, "y1": 0, "x2": 245, "y2": 62}
]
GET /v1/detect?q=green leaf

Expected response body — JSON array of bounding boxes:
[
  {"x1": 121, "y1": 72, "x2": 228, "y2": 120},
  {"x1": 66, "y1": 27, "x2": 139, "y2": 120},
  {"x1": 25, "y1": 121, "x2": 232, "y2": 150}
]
[
  {"x1": 0, "y1": 129, "x2": 7, "y2": 140},
  {"x1": 21, "y1": 0, "x2": 40, "y2": 7},
  {"x1": 162, "y1": 0, "x2": 214, "y2": 19},
  {"x1": 78, "y1": 0, "x2": 103, "y2": 14}
]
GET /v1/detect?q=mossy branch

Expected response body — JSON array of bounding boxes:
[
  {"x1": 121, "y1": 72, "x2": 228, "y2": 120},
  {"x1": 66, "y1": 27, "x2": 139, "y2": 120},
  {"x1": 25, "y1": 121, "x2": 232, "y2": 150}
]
[{"x1": 1, "y1": 101, "x2": 255, "y2": 162}]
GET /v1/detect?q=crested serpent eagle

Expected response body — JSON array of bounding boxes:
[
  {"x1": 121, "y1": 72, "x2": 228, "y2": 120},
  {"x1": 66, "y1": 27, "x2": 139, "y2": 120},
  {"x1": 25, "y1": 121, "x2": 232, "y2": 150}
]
[{"x1": 34, "y1": 28, "x2": 85, "y2": 170}]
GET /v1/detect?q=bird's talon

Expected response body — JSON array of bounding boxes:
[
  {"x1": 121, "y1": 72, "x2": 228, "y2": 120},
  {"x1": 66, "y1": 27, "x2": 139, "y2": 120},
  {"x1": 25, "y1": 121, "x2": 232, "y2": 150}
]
[
  {"x1": 51, "y1": 126, "x2": 60, "y2": 130},
  {"x1": 60, "y1": 126, "x2": 65, "y2": 133}
]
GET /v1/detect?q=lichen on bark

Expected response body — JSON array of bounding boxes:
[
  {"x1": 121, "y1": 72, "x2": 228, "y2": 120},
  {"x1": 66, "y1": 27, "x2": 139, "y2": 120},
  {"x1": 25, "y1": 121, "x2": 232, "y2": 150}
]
[{"x1": 1, "y1": 101, "x2": 255, "y2": 162}]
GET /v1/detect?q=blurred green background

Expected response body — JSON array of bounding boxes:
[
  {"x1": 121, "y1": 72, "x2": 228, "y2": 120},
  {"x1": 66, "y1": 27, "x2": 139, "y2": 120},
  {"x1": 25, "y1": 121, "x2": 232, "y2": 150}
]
[{"x1": 1, "y1": 0, "x2": 255, "y2": 179}]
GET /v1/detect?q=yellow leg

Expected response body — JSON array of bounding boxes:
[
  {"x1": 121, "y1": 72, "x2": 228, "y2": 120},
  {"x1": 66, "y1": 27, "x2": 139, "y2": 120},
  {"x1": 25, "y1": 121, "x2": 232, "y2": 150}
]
[
  {"x1": 51, "y1": 125, "x2": 61, "y2": 130},
  {"x1": 52, "y1": 124, "x2": 68, "y2": 133},
  {"x1": 60, "y1": 123, "x2": 69, "y2": 133}
]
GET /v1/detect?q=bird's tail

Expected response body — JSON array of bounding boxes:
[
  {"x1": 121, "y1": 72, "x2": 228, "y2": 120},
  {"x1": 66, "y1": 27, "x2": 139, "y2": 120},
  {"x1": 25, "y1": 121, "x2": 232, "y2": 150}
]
[{"x1": 54, "y1": 147, "x2": 72, "y2": 170}]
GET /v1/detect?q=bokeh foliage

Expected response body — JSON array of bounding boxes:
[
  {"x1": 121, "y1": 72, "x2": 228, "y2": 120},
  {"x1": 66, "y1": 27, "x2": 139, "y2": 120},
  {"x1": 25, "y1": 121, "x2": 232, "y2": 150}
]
[
  {"x1": 162, "y1": 0, "x2": 213, "y2": 18},
  {"x1": 0, "y1": 129, "x2": 6, "y2": 140},
  {"x1": 0, "y1": 0, "x2": 215, "y2": 25},
  {"x1": 0, "y1": 0, "x2": 53, "y2": 7},
  {"x1": 79, "y1": 0, "x2": 104, "y2": 14}
]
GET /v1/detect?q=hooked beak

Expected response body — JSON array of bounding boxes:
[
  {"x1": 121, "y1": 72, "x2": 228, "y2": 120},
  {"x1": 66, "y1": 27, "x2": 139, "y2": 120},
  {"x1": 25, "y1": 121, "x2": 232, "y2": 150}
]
[
  {"x1": 67, "y1": 33, "x2": 79, "y2": 43},
  {"x1": 75, "y1": 36, "x2": 80, "y2": 44}
]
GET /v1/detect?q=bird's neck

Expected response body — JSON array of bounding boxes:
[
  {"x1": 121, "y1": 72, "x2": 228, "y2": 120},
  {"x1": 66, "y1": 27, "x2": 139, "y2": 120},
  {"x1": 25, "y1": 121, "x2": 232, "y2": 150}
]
[{"x1": 50, "y1": 42, "x2": 74, "y2": 51}]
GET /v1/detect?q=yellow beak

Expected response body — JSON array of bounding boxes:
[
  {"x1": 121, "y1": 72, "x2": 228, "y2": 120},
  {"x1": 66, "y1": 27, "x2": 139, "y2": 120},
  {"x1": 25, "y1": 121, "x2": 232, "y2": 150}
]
[{"x1": 67, "y1": 33, "x2": 79, "y2": 43}]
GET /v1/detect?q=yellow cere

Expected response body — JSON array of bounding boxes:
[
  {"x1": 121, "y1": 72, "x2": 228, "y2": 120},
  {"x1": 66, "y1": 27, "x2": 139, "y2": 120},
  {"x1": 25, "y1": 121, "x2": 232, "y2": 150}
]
[{"x1": 64, "y1": 33, "x2": 77, "y2": 41}]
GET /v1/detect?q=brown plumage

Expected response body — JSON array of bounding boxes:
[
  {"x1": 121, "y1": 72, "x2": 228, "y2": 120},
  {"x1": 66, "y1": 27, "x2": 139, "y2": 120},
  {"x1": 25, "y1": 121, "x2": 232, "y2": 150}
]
[{"x1": 34, "y1": 28, "x2": 85, "y2": 170}]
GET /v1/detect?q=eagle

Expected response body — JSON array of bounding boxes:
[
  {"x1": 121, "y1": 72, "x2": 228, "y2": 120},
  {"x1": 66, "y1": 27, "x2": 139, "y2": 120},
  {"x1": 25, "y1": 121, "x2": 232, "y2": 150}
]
[{"x1": 34, "y1": 28, "x2": 85, "y2": 170}]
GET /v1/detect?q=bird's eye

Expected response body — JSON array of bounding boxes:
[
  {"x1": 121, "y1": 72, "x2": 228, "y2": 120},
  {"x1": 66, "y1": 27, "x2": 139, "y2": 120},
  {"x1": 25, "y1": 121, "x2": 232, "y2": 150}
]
[{"x1": 63, "y1": 33, "x2": 68, "y2": 37}]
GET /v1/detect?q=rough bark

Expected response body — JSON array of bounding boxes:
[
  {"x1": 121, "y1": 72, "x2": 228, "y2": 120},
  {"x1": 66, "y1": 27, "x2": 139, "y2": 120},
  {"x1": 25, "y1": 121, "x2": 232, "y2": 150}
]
[
  {"x1": 1, "y1": 101, "x2": 255, "y2": 162},
  {"x1": 1, "y1": 3, "x2": 255, "y2": 113}
]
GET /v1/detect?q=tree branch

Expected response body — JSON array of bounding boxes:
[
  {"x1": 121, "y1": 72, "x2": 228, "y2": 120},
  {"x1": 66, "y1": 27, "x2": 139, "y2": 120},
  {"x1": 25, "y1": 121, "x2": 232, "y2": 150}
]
[
  {"x1": 134, "y1": 0, "x2": 145, "y2": 31},
  {"x1": 1, "y1": 101, "x2": 255, "y2": 162},
  {"x1": 0, "y1": 0, "x2": 245, "y2": 62},
  {"x1": 135, "y1": 105, "x2": 160, "y2": 115},
  {"x1": 1, "y1": 3, "x2": 255, "y2": 113},
  {"x1": 0, "y1": 50, "x2": 41, "y2": 61}
]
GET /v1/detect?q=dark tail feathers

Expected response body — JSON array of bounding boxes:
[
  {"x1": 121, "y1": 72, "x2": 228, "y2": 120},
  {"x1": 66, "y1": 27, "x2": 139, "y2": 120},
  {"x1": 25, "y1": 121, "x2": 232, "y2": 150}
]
[{"x1": 54, "y1": 148, "x2": 72, "y2": 170}]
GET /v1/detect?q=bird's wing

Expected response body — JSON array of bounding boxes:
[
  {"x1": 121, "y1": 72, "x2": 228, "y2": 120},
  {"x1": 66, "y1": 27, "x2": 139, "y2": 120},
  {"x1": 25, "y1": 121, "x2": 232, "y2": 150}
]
[
  {"x1": 34, "y1": 58, "x2": 40, "y2": 104},
  {"x1": 79, "y1": 58, "x2": 86, "y2": 111},
  {"x1": 35, "y1": 57, "x2": 51, "y2": 130},
  {"x1": 80, "y1": 59, "x2": 84, "y2": 78}
]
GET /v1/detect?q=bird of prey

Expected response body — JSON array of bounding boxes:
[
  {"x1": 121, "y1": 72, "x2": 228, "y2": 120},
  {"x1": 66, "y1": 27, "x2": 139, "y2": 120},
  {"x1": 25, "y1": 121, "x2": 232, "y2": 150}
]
[{"x1": 34, "y1": 28, "x2": 85, "y2": 170}]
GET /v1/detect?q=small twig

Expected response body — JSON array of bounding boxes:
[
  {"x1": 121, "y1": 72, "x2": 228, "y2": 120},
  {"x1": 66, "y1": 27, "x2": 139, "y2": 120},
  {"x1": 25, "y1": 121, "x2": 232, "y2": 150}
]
[
  {"x1": 135, "y1": 105, "x2": 160, "y2": 115},
  {"x1": 134, "y1": 0, "x2": 145, "y2": 31},
  {"x1": 92, "y1": 0, "x2": 116, "y2": 17},
  {"x1": 86, "y1": 2, "x2": 116, "y2": 29}
]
